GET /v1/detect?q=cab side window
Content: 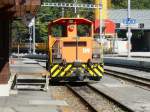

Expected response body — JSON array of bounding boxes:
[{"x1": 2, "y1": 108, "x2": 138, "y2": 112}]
[
  {"x1": 51, "y1": 25, "x2": 67, "y2": 37},
  {"x1": 77, "y1": 24, "x2": 91, "y2": 37}
]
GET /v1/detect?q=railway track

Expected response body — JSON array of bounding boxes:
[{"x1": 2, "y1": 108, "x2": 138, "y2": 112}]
[
  {"x1": 66, "y1": 84, "x2": 134, "y2": 112},
  {"x1": 104, "y1": 69, "x2": 150, "y2": 88},
  {"x1": 37, "y1": 60, "x2": 150, "y2": 111}
]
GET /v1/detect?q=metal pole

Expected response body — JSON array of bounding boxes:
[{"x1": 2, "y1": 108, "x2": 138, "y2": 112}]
[
  {"x1": 74, "y1": 0, "x2": 78, "y2": 61},
  {"x1": 62, "y1": 7, "x2": 64, "y2": 17},
  {"x1": 17, "y1": 44, "x2": 19, "y2": 59},
  {"x1": 74, "y1": 0, "x2": 77, "y2": 14},
  {"x1": 99, "y1": 0, "x2": 103, "y2": 63},
  {"x1": 127, "y1": 0, "x2": 131, "y2": 57},
  {"x1": 29, "y1": 27, "x2": 32, "y2": 54},
  {"x1": 76, "y1": 36, "x2": 78, "y2": 61},
  {"x1": 100, "y1": 0, "x2": 102, "y2": 41},
  {"x1": 32, "y1": 17, "x2": 36, "y2": 54}
]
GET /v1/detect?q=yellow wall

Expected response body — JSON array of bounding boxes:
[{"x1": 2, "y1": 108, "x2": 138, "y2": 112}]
[{"x1": 95, "y1": 0, "x2": 110, "y2": 20}]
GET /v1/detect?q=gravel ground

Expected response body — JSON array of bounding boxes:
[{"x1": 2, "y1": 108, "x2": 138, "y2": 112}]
[
  {"x1": 50, "y1": 86, "x2": 91, "y2": 112},
  {"x1": 72, "y1": 86, "x2": 127, "y2": 112}
]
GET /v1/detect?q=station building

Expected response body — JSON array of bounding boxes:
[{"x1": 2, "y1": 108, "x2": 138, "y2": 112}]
[{"x1": 109, "y1": 9, "x2": 150, "y2": 52}]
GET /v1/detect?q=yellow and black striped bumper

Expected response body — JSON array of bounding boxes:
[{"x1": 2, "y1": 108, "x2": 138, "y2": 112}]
[{"x1": 49, "y1": 63, "x2": 104, "y2": 81}]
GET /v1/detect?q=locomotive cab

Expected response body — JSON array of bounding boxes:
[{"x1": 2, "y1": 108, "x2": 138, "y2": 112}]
[{"x1": 47, "y1": 18, "x2": 104, "y2": 81}]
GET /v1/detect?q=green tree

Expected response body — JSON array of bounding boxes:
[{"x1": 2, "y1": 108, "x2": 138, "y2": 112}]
[{"x1": 11, "y1": 20, "x2": 28, "y2": 43}]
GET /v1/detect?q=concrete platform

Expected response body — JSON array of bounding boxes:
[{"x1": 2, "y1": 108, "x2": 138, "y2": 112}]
[
  {"x1": 91, "y1": 75, "x2": 150, "y2": 112},
  {"x1": 10, "y1": 58, "x2": 48, "y2": 76},
  {"x1": 117, "y1": 52, "x2": 150, "y2": 58},
  {"x1": 104, "y1": 56, "x2": 150, "y2": 69},
  {"x1": 0, "y1": 89, "x2": 67, "y2": 112},
  {"x1": 105, "y1": 52, "x2": 150, "y2": 58},
  {"x1": 0, "y1": 58, "x2": 68, "y2": 112},
  {"x1": 104, "y1": 65, "x2": 150, "y2": 80}
]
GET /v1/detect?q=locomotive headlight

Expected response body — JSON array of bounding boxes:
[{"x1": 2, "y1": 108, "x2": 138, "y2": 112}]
[
  {"x1": 57, "y1": 54, "x2": 62, "y2": 59},
  {"x1": 92, "y1": 54, "x2": 100, "y2": 58}
]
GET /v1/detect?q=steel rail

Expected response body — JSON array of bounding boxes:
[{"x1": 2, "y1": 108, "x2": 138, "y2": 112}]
[
  {"x1": 66, "y1": 84, "x2": 98, "y2": 112},
  {"x1": 66, "y1": 84, "x2": 134, "y2": 112},
  {"x1": 105, "y1": 69, "x2": 150, "y2": 88},
  {"x1": 87, "y1": 84, "x2": 134, "y2": 112}
]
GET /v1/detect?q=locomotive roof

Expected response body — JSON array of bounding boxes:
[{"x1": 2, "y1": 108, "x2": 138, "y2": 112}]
[{"x1": 48, "y1": 18, "x2": 93, "y2": 25}]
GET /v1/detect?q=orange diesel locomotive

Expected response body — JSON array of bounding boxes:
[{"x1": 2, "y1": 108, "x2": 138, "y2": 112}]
[{"x1": 46, "y1": 18, "x2": 104, "y2": 81}]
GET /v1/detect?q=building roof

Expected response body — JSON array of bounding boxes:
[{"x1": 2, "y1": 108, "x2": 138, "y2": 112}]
[{"x1": 108, "y1": 9, "x2": 150, "y2": 29}]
